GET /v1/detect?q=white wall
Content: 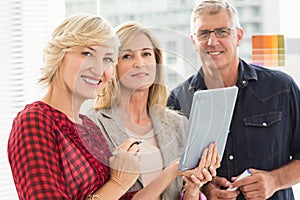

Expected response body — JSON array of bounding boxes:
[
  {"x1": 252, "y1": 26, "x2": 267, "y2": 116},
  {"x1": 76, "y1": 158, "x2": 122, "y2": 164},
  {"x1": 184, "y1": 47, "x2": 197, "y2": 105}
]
[{"x1": 0, "y1": 1, "x2": 65, "y2": 199}]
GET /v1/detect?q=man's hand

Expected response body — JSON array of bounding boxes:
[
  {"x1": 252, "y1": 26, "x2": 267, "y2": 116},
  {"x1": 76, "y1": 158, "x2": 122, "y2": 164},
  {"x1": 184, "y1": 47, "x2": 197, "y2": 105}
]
[
  {"x1": 230, "y1": 168, "x2": 277, "y2": 199},
  {"x1": 202, "y1": 176, "x2": 239, "y2": 199}
]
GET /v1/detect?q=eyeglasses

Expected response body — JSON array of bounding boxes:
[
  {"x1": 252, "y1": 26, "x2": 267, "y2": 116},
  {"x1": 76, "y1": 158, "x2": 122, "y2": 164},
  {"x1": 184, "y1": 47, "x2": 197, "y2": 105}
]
[{"x1": 195, "y1": 27, "x2": 236, "y2": 41}]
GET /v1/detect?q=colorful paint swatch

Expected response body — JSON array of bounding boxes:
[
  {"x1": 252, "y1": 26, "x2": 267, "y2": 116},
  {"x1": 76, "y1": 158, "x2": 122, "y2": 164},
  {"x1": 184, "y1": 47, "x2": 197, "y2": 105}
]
[{"x1": 252, "y1": 35, "x2": 285, "y2": 67}]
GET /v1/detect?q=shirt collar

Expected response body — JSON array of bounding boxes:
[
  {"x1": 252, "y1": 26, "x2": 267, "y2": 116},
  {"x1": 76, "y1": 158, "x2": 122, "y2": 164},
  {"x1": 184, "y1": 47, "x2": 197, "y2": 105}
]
[
  {"x1": 189, "y1": 68, "x2": 206, "y2": 90},
  {"x1": 236, "y1": 58, "x2": 258, "y2": 88},
  {"x1": 189, "y1": 58, "x2": 258, "y2": 90}
]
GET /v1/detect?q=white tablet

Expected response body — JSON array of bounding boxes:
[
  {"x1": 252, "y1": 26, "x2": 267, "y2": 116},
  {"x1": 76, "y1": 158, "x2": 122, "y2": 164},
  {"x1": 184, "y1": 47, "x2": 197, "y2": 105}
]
[{"x1": 178, "y1": 86, "x2": 238, "y2": 171}]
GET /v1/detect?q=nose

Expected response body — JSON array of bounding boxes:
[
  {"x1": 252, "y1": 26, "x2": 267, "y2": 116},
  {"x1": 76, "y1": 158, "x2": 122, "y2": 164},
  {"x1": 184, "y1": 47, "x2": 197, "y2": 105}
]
[
  {"x1": 207, "y1": 32, "x2": 219, "y2": 46},
  {"x1": 90, "y1": 60, "x2": 107, "y2": 76},
  {"x1": 133, "y1": 54, "x2": 144, "y2": 68}
]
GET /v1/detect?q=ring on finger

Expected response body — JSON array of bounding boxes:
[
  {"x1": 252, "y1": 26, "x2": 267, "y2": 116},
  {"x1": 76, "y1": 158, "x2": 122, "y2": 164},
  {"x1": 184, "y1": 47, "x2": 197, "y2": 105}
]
[
  {"x1": 110, "y1": 151, "x2": 118, "y2": 156},
  {"x1": 198, "y1": 182, "x2": 203, "y2": 189}
]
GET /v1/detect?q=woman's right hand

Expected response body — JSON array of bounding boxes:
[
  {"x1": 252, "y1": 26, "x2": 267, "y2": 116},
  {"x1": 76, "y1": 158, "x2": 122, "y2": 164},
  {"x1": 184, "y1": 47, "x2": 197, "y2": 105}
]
[
  {"x1": 179, "y1": 142, "x2": 220, "y2": 187},
  {"x1": 109, "y1": 139, "x2": 141, "y2": 193}
]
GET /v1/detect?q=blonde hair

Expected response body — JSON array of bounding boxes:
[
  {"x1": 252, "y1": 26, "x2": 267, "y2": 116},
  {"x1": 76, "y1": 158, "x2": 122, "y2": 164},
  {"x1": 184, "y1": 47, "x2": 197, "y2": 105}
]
[
  {"x1": 190, "y1": 0, "x2": 240, "y2": 34},
  {"x1": 39, "y1": 14, "x2": 119, "y2": 86},
  {"x1": 94, "y1": 21, "x2": 167, "y2": 115}
]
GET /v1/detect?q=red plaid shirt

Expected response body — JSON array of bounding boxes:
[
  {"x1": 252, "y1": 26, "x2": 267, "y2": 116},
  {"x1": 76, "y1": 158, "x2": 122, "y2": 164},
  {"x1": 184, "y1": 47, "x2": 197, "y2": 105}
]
[{"x1": 8, "y1": 101, "x2": 136, "y2": 200}]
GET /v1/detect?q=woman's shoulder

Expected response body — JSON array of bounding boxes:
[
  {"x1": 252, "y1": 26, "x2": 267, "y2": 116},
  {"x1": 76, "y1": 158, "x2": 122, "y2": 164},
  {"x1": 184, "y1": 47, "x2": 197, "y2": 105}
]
[
  {"x1": 150, "y1": 105, "x2": 188, "y2": 124},
  {"x1": 12, "y1": 101, "x2": 70, "y2": 130},
  {"x1": 85, "y1": 107, "x2": 113, "y2": 123},
  {"x1": 14, "y1": 101, "x2": 51, "y2": 120},
  {"x1": 10, "y1": 101, "x2": 61, "y2": 140},
  {"x1": 165, "y1": 107, "x2": 188, "y2": 121}
]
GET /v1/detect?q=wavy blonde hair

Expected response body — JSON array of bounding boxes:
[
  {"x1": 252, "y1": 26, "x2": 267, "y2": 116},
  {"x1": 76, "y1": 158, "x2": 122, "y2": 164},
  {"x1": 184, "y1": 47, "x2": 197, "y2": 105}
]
[
  {"x1": 94, "y1": 21, "x2": 167, "y2": 115},
  {"x1": 39, "y1": 14, "x2": 119, "y2": 87}
]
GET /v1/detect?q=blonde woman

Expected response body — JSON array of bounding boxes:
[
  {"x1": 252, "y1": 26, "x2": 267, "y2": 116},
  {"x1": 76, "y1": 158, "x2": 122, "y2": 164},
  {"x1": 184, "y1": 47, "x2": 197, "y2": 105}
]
[
  {"x1": 7, "y1": 14, "x2": 141, "y2": 200},
  {"x1": 88, "y1": 21, "x2": 220, "y2": 200}
]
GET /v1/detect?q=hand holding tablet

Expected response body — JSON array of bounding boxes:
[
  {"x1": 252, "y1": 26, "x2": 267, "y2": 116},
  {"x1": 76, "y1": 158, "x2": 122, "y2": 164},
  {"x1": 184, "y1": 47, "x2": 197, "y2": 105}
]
[{"x1": 178, "y1": 86, "x2": 238, "y2": 171}]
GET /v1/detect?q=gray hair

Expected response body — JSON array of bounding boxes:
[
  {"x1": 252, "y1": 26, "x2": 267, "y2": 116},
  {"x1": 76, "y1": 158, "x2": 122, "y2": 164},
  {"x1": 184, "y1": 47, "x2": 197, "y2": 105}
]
[{"x1": 190, "y1": 0, "x2": 241, "y2": 34}]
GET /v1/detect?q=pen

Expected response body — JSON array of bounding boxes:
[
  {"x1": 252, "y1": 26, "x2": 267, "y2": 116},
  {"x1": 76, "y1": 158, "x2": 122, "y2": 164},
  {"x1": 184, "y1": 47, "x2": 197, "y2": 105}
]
[
  {"x1": 111, "y1": 140, "x2": 144, "y2": 156},
  {"x1": 227, "y1": 169, "x2": 252, "y2": 191},
  {"x1": 129, "y1": 140, "x2": 144, "y2": 148}
]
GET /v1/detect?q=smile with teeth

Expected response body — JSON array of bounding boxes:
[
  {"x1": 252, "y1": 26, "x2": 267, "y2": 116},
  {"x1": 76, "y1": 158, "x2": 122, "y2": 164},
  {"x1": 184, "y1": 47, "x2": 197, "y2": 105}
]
[
  {"x1": 208, "y1": 51, "x2": 222, "y2": 55},
  {"x1": 82, "y1": 76, "x2": 101, "y2": 85}
]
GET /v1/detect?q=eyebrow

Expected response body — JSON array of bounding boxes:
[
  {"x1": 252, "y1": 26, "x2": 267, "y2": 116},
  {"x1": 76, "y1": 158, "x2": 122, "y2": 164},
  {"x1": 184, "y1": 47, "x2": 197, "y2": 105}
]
[
  {"x1": 122, "y1": 47, "x2": 153, "y2": 52},
  {"x1": 87, "y1": 46, "x2": 114, "y2": 56},
  {"x1": 87, "y1": 46, "x2": 96, "y2": 52},
  {"x1": 198, "y1": 27, "x2": 228, "y2": 31}
]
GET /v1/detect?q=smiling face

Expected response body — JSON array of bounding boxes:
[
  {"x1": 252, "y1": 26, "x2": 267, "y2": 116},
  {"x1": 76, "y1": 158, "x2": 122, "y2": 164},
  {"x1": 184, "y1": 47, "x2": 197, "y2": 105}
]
[
  {"x1": 57, "y1": 45, "x2": 115, "y2": 101},
  {"x1": 117, "y1": 33, "x2": 156, "y2": 92},
  {"x1": 191, "y1": 10, "x2": 243, "y2": 72}
]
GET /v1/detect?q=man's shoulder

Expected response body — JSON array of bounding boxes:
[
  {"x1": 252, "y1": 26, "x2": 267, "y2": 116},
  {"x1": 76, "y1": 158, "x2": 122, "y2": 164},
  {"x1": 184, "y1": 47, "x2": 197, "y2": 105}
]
[
  {"x1": 167, "y1": 74, "x2": 196, "y2": 117},
  {"x1": 170, "y1": 74, "x2": 195, "y2": 95},
  {"x1": 248, "y1": 63, "x2": 293, "y2": 82},
  {"x1": 244, "y1": 62, "x2": 297, "y2": 95}
]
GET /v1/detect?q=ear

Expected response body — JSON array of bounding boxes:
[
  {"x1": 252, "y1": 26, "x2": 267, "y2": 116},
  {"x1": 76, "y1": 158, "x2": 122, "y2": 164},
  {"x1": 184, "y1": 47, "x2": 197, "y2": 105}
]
[
  {"x1": 190, "y1": 34, "x2": 197, "y2": 51},
  {"x1": 236, "y1": 28, "x2": 244, "y2": 46}
]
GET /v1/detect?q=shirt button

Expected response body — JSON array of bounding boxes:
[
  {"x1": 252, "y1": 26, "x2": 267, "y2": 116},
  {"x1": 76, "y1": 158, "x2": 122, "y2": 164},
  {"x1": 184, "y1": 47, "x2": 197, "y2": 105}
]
[
  {"x1": 242, "y1": 80, "x2": 248, "y2": 86},
  {"x1": 262, "y1": 122, "x2": 267, "y2": 127},
  {"x1": 229, "y1": 155, "x2": 234, "y2": 160}
]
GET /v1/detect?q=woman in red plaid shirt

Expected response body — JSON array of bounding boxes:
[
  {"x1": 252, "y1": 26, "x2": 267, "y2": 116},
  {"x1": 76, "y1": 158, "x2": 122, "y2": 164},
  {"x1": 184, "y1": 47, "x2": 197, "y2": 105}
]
[{"x1": 7, "y1": 14, "x2": 141, "y2": 200}]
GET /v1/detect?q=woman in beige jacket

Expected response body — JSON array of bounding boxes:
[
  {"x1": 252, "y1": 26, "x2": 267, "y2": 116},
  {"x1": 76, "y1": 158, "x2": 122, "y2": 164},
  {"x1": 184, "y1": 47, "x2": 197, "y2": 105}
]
[{"x1": 88, "y1": 21, "x2": 220, "y2": 200}]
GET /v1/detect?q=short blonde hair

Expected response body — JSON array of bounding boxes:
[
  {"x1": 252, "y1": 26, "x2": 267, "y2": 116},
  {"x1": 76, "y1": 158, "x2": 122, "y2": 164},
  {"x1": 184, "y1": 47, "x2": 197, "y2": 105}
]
[
  {"x1": 94, "y1": 21, "x2": 167, "y2": 113},
  {"x1": 39, "y1": 14, "x2": 119, "y2": 86},
  {"x1": 190, "y1": 0, "x2": 240, "y2": 34}
]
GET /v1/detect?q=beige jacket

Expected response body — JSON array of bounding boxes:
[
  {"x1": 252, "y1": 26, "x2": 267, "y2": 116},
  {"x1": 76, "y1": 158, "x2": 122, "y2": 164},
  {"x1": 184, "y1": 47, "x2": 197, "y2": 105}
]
[{"x1": 88, "y1": 106, "x2": 188, "y2": 200}]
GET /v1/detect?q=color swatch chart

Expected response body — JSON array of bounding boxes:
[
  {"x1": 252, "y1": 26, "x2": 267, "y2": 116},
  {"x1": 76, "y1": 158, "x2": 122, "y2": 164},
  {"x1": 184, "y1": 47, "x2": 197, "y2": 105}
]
[{"x1": 252, "y1": 35, "x2": 285, "y2": 67}]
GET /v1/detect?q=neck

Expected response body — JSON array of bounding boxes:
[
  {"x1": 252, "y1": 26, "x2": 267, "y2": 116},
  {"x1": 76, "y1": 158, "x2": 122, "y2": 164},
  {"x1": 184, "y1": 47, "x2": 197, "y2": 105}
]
[
  {"x1": 203, "y1": 63, "x2": 239, "y2": 88},
  {"x1": 118, "y1": 88, "x2": 151, "y2": 127},
  {"x1": 220, "y1": 65, "x2": 239, "y2": 87},
  {"x1": 42, "y1": 85, "x2": 83, "y2": 124}
]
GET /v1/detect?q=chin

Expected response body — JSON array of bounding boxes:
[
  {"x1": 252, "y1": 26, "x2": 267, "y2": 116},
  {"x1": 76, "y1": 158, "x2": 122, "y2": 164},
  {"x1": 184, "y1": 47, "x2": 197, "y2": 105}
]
[{"x1": 80, "y1": 93, "x2": 97, "y2": 101}]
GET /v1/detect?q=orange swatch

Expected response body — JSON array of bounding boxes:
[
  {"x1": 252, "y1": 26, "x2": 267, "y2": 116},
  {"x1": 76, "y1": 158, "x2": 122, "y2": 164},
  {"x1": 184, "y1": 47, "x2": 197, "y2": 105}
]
[{"x1": 252, "y1": 35, "x2": 285, "y2": 67}]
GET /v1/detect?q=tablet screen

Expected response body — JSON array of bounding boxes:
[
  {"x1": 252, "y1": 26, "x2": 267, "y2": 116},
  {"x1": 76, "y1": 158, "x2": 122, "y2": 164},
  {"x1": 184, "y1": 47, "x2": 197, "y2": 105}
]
[{"x1": 178, "y1": 86, "x2": 238, "y2": 171}]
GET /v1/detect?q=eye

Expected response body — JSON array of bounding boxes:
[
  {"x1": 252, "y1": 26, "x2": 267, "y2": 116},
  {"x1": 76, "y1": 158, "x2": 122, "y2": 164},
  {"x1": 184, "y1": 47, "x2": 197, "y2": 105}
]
[
  {"x1": 219, "y1": 29, "x2": 228, "y2": 33},
  {"x1": 82, "y1": 51, "x2": 93, "y2": 57},
  {"x1": 121, "y1": 54, "x2": 132, "y2": 59},
  {"x1": 199, "y1": 31, "x2": 206, "y2": 35},
  {"x1": 81, "y1": 51, "x2": 93, "y2": 57},
  {"x1": 143, "y1": 52, "x2": 152, "y2": 57},
  {"x1": 103, "y1": 57, "x2": 114, "y2": 63},
  {"x1": 216, "y1": 28, "x2": 229, "y2": 37},
  {"x1": 198, "y1": 31, "x2": 209, "y2": 37}
]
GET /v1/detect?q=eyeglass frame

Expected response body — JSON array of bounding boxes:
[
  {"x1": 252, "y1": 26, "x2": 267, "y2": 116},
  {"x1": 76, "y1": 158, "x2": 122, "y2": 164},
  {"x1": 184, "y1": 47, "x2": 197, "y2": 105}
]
[{"x1": 194, "y1": 27, "x2": 237, "y2": 41}]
